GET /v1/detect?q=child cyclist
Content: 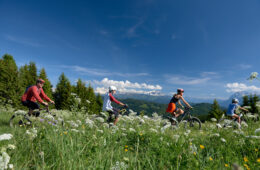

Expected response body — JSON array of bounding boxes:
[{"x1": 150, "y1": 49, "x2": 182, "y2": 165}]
[
  {"x1": 166, "y1": 88, "x2": 193, "y2": 118},
  {"x1": 226, "y1": 98, "x2": 248, "y2": 123},
  {"x1": 102, "y1": 86, "x2": 127, "y2": 125}
]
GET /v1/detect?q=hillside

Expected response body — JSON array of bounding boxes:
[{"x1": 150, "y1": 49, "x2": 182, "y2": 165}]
[{"x1": 117, "y1": 98, "x2": 213, "y2": 121}]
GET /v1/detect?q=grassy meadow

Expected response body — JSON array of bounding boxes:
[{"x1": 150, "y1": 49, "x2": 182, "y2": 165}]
[{"x1": 0, "y1": 108, "x2": 260, "y2": 170}]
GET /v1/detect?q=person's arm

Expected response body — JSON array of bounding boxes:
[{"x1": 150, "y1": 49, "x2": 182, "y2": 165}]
[
  {"x1": 240, "y1": 106, "x2": 249, "y2": 112},
  {"x1": 180, "y1": 96, "x2": 192, "y2": 108},
  {"x1": 109, "y1": 93, "x2": 125, "y2": 106},
  {"x1": 39, "y1": 89, "x2": 54, "y2": 104},
  {"x1": 178, "y1": 100, "x2": 184, "y2": 108}
]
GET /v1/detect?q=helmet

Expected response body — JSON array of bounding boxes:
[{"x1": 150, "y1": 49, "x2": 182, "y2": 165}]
[
  {"x1": 232, "y1": 98, "x2": 239, "y2": 103},
  {"x1": 109, "y1": 86, "x2": 117, "y2": 91},
  {"x1": 36, "y1": 79, "x2": 45, "y2": 84},
  {"x1": 177, "y1": 88, "x2": 184, "y2": 93}
]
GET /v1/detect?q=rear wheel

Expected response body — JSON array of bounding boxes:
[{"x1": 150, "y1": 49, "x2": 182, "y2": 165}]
[
  {"x1": 188, "y1": 117, "x2": 201, "y2": 130},
  {"x1": 9, "y1": 114, "x2": 32, "y2": 127}
]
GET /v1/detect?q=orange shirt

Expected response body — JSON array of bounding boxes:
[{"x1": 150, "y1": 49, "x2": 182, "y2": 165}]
[{"x1": 21, "y1": 85, "x2": 51, "y2": 103}]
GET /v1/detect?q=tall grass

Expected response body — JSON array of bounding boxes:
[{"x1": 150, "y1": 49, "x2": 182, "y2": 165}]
[{"x1": 0, "y1": 110, "x2": 259, "y2": 169}]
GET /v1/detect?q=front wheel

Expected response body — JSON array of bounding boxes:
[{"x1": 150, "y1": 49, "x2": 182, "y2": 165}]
[{"x1": 188, "y1": 117, "x2": 201, "y2": 130}]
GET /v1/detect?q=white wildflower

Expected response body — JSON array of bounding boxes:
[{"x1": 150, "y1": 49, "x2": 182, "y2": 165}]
[
  {"x1": 160, "y1": 137, "x2": 163, "y2": 141},
  {"x1": 100, "y1": 112, "x2": 108, "y2": 118},
  {"x1": 71, "y1": 129, "x2": 79, "y2": 133},
  {"x1": 216, "y1": 123, "x2": 222, "y2": 129},
  {"x1": 44, "y1": 114, "x2": 55, "y2": 121},
  {"x1": 7, "y1": 144, "x2": 16, "y2": 150},
  {"x1": 85, "y1": 118, "x2": 94, "y2": 128},
  {"x1": 220, "y1": 138, "x2": 226, "y2": 143},
  {"x1": 104, "y1": 139, "x2": 106, "y2": 146},
  {"x1": 26, "y1": 128, "x2": 37, "y2": 139},
  {"x1": 150, "y1": 128, "x2": 158, "y2": 133},
  {"x1": 161, "y1": 123, "x2": 171, "y2": 133},
  {"x1": 129, "y1": 128, "x2": 136, "y2": 132},
  {"x1": 189, "y1": 144, "x2": 197, "y2": 154},
  {"x1": 246, "y1": 135, "x2": 260, "y2": 139},
  {"x1": 103, "y1": 123, "x2": 109, "y2": 128},
  {"x1": 76, "y1": 120, "x2": 82, "y2": 125},
  {"x1": 8, "y1": 164, "x2": 13, "y2": 169},
  {"x1": 255, "y1": 128, "x2": 260, "y2": 135},
  {"x1": 241, "y1": 121, "x2": 248, "y2": 128},
  {"x1": 66, "y1": 121, "x2": 79, "y2": 128},
  {"x1": 14, "y1": 110, "x2": 27, "y2": 116},
  {"x1": 233, "y1": 130, "x2": 244, "y2": 135},
  {"x1": 211, "y1": 133, "x2": 220, "y2": 137},
  {"x1": 0, "y1": 152, "x2": 10, "y2": 170},
  {"x1": 95, "y1": 117, "x2": 105, "y2": 123},
  {"x1": 39, "y1": 151, "x2": 44, "y2": 157},
  {"x1": 247, "y1": 72, "x2": 259, "y2": 81},
  {"x1": 97, "y1": 129, "x2": 104, "y2": 133},
  {"x1": 139, "y1": 118, "x2": 145, "y2": 124},
  {"x1": 0, "y1": 134, "x2": 13, "y2": 141},
  {"x1": 152, "y1": 112, "x2": 158, "y2": 118},
  {"x1": 210, "y1": 118, "x2": 217, "y2": 122},
  {"x1": 121, "y1": 128, "x2": 126, "y2": 131},
  {"x1": 86, "y1": 100, "x2": 91, "y2": 104},
  {"x1": 122, "y1": 133, "x2": 127, "y2": 136},
  {"x1": 143, "y1": 115, "x2": 149, "y2": 119}
]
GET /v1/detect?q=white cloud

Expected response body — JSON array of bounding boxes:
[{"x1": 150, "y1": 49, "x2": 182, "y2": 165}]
[
  {"x1": 226, "y1": 83, "x2": 260, "y2": 93},
  {"x1": 166, "y1": 75, "x2": 210, "y2": 85},
  {"x1": 238, "y1": 64, "x2": 252, "y2": 70},
  {"x1": 4, "y1": 34, "x2": 41, "y2": 47},
  {"x1": 61, "y1": 65, "x2": 149, "y2": 77},
  {"x1": 93, "y1": 78, "x2": 162, "y2": 94}
]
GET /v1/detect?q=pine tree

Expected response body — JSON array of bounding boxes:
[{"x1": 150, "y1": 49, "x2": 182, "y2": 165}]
[
  {"x1": 250, "y1": 94, "x2": 259, "y2": 114},
  {"x1": 28, "y1": 62, "x2": 37, "y2": 85},
  {"x1": 0, "y1": 54, "x2": 21, "y2": 107},
  {"x1": 86, "y1": 84, "x2": 97, "y2": 114},
  {"x1": 242, "y1": 95, "x2": 249, "y2": 106},
  {"x1": 74, "y1": 79, "x2": 88, "y2": 109},
  {"x1": 208, "y1": 99, "x2": 223, "y2": 120},
  {"x1": 95, "y1": 93, "x2": 103, "y2": 113},
  {"x1": 53, "y1": 73, "x2": 72, "y2": 110},
  {"x1": 39, "y1": 68, "x2": 53, "y2": 99}
]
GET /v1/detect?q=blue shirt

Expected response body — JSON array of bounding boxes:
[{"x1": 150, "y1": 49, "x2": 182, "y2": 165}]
[{"x1": 227, "y1": 103, "x2": 239, "y2": 116}]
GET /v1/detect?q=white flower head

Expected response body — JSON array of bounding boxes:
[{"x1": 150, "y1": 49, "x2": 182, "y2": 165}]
[
  {"x1": 129, "y1": 128, "x2": 136, "y2": 132},
  {"x1": 0, "y1": 134, "x2": 13, "y2": 141},
  {"x1": 7, "y1": 144, "x2": 16, "y2": 150},
  {"x1": 95, "y1": 117, "x2": 105, "y2": 123},
  {"x1": 220, "y1": 138, "x2": 226, "y2": 143}
]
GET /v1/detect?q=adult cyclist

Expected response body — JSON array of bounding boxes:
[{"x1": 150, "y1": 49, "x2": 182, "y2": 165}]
[
  {"x1": 102, "y1": 86, "x2": 127, "y2": 125},
  {"x1": 21, "y1": 79, "x2": 55, "y2": 116},
  {"x1": 166, "y1": 88, "x2": 193, "y2": 118}
]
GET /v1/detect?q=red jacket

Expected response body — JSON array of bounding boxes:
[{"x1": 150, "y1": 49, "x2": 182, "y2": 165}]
[{"x1": 21, "y1": 85, "x2": 51, "y2": 103}]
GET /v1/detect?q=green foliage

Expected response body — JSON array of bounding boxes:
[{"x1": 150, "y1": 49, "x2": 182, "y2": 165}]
[
  {"x1": 95, "y1": 93, "x2": 103, "y2": 113},
  {"x1": 208, "y1": 99, "x2": 224, "y2": 120},
  {"x1": 249, "y1": 94, "x2": 259, "y2": 114},
  {"x1": 39, "y1": 68, "x2": 53, "y2": 99},
  {"x1": 53, "y1": 73, "x2": 72, "y2": 110},
  {"x1": 243, "y1": 95, "x2": 249, "y2": 106},
  {"x1": 0, "y1": 54, "x2": 21, "y2": 107}
]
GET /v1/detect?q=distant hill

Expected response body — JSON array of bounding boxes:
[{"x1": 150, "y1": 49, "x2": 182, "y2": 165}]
[{"x1": 116, "y1": 98, "x2": 213, "y2": 121}]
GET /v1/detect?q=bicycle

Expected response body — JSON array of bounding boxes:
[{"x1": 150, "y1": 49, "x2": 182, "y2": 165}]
[
  {"x1": 98, "y1": 105, "x2": 129, "y2": 123},
  {"x1": 9, "y1": 104, "x2": 60, "y2": 127},
  {"x1": 217, "y1": 111, "x2": 247, "y2": 129},
  {"x1": 166, "y1": 107, "x2": 202, "y2": 130}
]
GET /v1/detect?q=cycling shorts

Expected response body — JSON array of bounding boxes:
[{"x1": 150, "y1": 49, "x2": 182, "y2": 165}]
[
  {"x1": 166, "y1": 103, "x2": 178, "y2": 113},
  {"x1": 22, "y1": 100, "x2": 40, "y2": 110}
]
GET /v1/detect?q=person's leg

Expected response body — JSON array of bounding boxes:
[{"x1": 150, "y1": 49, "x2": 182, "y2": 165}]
[
  {"x1": 113, "y1": 108, "x2": 120, "y2": 125},
  {"x1": 175, "y1": 109, "x2": 184, "y2": 118},
  {"x1": 27, "y1": 101, "x2": 40, "y2": 116},
  {"x1": 232, "y1": 114, "x2": 240, "y2": 123}
]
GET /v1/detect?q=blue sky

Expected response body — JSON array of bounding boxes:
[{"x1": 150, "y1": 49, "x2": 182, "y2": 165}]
[{"x1": 1, "y1": 0, "x2": 260, "y2": 100}]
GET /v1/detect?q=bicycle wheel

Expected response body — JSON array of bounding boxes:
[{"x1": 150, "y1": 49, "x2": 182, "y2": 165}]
[
  {"x1": 188, "y1": 117, "x2": 201, "y2": 130},
  {"x1": 9, "y1": 114, "x2": 32, "y2": 127}
]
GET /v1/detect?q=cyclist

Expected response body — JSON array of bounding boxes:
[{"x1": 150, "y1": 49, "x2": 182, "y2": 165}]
[
  {"x1": 166, "y1": 88, "x2": 192, "y2": 118},
  {"x1": 21, "y1": 79, "x2": 55, "y2": 116},
  {"x1": 102, "y1": 86, "x2": 127, "y2": 125},
  {"x1": 226, "y1": 98, "x2": 248, "y2": 123}
]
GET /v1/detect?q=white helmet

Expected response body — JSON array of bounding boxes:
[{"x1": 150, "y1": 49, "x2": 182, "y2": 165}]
[
  {"x1": 109, "y1": 86, "x2": 117, "y2": 91},
  {"x1": 232, "y1": 98, "x2": 239, "y2": 103}
]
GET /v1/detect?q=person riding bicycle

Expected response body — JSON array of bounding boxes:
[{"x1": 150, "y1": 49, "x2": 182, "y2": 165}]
[
  {"x1": 102, "y1": 86, "x2": 127, "y2": 125},
  {"x1": 226, "y1": 98, "x2": 248, "y2": 124},
  {"x1": 21, "y1": 79, "x2": 55, "y2": 116},
  {"x1": 166, "y1": 88, "x2": 193, "y2": 118}
]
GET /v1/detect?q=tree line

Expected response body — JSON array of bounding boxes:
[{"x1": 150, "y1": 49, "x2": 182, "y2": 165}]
[
  {"x1": 208, "y1": 95, "x2": 260, "y2": 120},
  {"x1": 0, "y1": 54, "x2": 103, "y2": 114}
]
